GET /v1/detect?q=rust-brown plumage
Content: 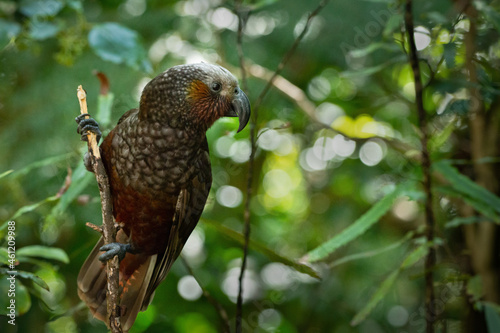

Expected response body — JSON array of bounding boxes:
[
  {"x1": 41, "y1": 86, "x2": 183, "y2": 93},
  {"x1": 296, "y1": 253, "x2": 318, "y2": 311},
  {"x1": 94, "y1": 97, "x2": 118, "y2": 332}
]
[{"x1": 77, "y1": 63, "x2": 250, "y2": 331}]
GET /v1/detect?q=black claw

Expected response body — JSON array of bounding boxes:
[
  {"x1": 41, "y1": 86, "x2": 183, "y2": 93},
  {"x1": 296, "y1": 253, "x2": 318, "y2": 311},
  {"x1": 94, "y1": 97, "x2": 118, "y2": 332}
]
[
  {"x1": 75, "y1": 114, "x2": 102, "y2": 143},
  {"x1": 98, "y1": 242, "x2": 132, "y2": 262}
]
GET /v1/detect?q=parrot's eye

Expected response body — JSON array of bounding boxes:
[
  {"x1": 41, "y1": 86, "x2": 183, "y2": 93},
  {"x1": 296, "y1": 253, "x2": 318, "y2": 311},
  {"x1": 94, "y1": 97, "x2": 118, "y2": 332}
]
[{"x1": 211, "y1": 82, "x2": 222, "y2": 92}]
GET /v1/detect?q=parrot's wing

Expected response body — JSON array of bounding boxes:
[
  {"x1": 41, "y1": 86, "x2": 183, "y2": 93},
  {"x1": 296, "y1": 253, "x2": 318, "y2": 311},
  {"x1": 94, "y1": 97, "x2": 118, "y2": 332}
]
[
  {"x1": 141, "y1": 141, "x2": 212, "y2": 309},
  {"x1": 117, "y1": 108, "x2": 139, "y2": 125}
]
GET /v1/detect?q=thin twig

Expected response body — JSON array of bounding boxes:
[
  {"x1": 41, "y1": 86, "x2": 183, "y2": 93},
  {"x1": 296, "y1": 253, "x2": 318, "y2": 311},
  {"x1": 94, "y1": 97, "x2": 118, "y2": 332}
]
[
  {"x1": 253, "y1": 0, "x2": 329, "y2": 113},
  {"x1": 85, "y1": 222, "x2": 103, "y2": 234},
  {"x1": 234, "y1": 1, "x2": 250, "y2": 330},
  {"x1": 235, "y1": 1, "x2": 329, "y2": 332},
  {"x1": 403, "y1": 2, "x2": 436, "y2": 333},
  {"x1": 180, "y1": 256, "x2": 231, "y2": 333},
  {"x1": 235, "y1": 0, "x2": 248, "y2": 92},
  {"x1": 77, "y1": 86, "x2": 122, "y2": 333}
]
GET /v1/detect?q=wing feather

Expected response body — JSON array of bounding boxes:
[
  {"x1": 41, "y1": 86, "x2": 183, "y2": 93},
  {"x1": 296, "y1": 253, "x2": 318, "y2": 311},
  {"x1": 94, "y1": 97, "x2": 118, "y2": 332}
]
[{"x1": 141, "y1": 141, "x2": 212, "y2": 309}]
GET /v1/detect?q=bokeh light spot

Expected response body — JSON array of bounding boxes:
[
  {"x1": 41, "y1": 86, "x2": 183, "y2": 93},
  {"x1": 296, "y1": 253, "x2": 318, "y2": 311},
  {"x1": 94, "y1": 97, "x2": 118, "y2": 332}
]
[
  {"x1": 177, "y1": 275, "x2": 203, "y2": 301},
  {"x1": 360, "y1": 141, "x2": 384, "y2": 166},
  {"x1": 263, "y1": 169, "x2": 293, "y2": 198},
  {"x1": 387, "y1": 305, "x2": 409, "y2": 327},
  {"x1": 261, "y1": 262, "x2": 294, "y2": 290},
  {"x1": 332, "y1": 134, "x2": 356, "y2": 157},
  {"x1": 216, "y1": 185, "x2": 243, "y2": 208}
]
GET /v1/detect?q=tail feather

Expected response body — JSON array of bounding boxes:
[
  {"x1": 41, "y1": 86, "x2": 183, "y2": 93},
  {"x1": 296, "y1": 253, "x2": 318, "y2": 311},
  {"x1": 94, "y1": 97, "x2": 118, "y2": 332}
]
[{"x1": 77, "y1": 234, "x2": 157, "y2": 332}]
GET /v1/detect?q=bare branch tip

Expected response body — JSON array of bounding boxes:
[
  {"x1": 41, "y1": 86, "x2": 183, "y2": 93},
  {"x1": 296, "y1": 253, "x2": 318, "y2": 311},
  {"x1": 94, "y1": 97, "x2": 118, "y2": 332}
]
[{"x1": 85, "y1": 222, "x2": 103, "y2": 234}]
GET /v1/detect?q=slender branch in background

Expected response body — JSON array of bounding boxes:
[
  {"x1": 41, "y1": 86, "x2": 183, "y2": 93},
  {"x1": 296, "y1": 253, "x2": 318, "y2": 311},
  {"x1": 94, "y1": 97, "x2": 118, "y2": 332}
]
[
  {"x1": 77, "y1": 86, "x2": 122, "y2": 333},
  {"x1": 235, "y1": 0, "x2": 248, "y2": 92},
  {"x1": 252, "y1": 0, "x2": 329, "y2": 112},
  {"x1": 234, "y1": 1, "x2": 329, "y2": 332},
  {"x1": 403, "y1": 2, "x2": 436, "y2": 333},
  {"x1": 234, "y1": 1, "x2": 251, "y2": 330},
  {"x1": 181, "y1": 256, "x2": 231, "y2": 333},
  {"x1": 459, "y1": 0, "x2": 500, "y2": 304},
  {"x1": 247, "y1": 63, "x2": 319, "y2": 122}
]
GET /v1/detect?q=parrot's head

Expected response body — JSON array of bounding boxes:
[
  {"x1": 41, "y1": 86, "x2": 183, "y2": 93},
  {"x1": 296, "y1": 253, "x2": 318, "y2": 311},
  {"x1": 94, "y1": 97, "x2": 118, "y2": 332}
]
[{"x1": 139, "y1": 63, "x2": 250, "y2": 133}]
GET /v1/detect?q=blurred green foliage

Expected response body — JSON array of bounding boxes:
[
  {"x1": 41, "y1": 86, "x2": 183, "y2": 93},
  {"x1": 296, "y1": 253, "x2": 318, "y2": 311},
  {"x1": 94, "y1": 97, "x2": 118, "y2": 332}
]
[{"x1": 1, "y1": 0, "x2": 500, "y2": 332}]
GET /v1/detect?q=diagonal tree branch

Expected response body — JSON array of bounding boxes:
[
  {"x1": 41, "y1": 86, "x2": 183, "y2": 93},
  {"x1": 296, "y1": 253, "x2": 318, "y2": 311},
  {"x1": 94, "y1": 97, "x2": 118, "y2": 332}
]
[
  {"x1": 77, "y1": 86, "x2": 122, "y2": 333},
  {"x1": 403, "y1": 2, "x2": 436, "y2": 333}
]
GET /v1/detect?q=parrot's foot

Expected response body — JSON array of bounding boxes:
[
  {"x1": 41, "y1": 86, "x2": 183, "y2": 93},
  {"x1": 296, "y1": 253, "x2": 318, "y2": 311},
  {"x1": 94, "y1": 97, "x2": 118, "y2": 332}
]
[
  {"x1": 99, "y1": 243, "x2": 133, "y2": 262},
  {"x1": 76, "y1": 114, "x2": 102, "y2": 143}
]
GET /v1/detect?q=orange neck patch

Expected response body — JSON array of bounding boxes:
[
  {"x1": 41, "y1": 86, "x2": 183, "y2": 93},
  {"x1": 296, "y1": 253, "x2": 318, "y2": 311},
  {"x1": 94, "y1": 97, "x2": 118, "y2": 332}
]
[
  {"x1": 187, "y1": 80, "x2": 229, "y2": 128},
  {"x1": 187, "y1": 79, "x2": 212, "y2": 101}
]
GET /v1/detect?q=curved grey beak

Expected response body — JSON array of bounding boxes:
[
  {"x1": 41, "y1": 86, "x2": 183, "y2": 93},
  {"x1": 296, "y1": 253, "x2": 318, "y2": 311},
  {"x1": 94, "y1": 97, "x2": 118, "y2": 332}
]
[{"x1": 227, "y1": 88, "x2": 251, "y2": 133}]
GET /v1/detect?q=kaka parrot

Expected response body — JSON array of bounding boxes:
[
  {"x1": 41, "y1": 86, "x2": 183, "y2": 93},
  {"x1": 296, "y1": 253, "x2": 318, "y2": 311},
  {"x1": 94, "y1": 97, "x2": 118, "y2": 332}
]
[{"x1": 76, "y1": 63, "x2": 250, "y2": 331}]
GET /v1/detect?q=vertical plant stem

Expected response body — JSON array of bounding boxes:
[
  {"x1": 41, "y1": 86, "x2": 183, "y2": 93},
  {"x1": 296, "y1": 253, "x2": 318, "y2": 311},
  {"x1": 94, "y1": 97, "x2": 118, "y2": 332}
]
[
  {"x1": 234, "y1": 1, "x2": 250, "y2": 331},
  {"x1": 234, "y1": 1, "x2": 329, "y2": 332},
  {"x1": 77, "y1": 86, "x2": 122, "y2": 333},
  {"x1": 235, "y1": 1, "x2": 248, "y2": 93},
  {"x1": 460, "y1": 0, "x2": 499, "y2": 303},
  {"x1": 404, "y1": 1, "x2": 436, "y2": 332}
]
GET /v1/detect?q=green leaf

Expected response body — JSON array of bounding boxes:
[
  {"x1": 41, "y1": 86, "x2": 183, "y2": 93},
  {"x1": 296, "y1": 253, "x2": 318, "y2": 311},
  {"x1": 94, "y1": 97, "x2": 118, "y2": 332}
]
[
  {"x1": 1, "y1": 152, "x2": 73, "y2": 180},
  {"x1": 444, "y1": 99, "x2": 469, "y2": 115},
  {"x1": 400, "y1": 242, "x2": 429, "y2": 269},
  {"x1": 342, "y1": 55, "x2": 406, "y2": 78},
  {"x1": 330, "y1": 231, "x2": 414, "y2": 268},
  {"x1": 343, "y1": 62, "x2": 389, "y2": 78},
  {"x1": 445, "y1": 216, "x2": 484, "y2": 229},
  {"x1": 351, "y1": 270, "x2": 398, "y2": 326},
  {"x1": 67, "y1": 0, "x2": 83, "y2": 12},
  {"x1": 348, "y1": 42, "x2": 399, "y2": 58},
  {"x1": 19, "y1": 0, "x2": 64, "y2": 17},
  {"x1": 429, "y1": 119, "x2": 455, "y2": 152},
  {"x1": 29, "y1": 21, "x2": 60, "y2": 40},
  {"x1": 0, "y1": 278, "x2": 31, "y2": 316},
  {"x1": 436, "y1": 186, "x2": 500, "y2": 224},
  {"x1": 245, "y1": 0, "x2": 279, "y2": 11},
  {"x1": 474, "y1": 1, "x2": 500, "y2": 33},
  {"x1": 304, "y1": 181, "x2": 415, "y2": 263},
  {"x1": 0, "y1": 196, "x2": 59, "y2": 232},
  {"x1": 434, "y1": 160, "x2": 500, "y2": 219},
  {"x1": 351, "y1": 243, "x2": 429, "y2": 326},
  {"x1": 17, "y1": 271, "x2": 50, "y2": 291},
  {"x1": 17, "y1": 246, "x2": 69, "y2": 264},
  {"x1": 485, "y1": 302, "x2": 500, "y2": 333},
  {"x1": 0, "y1": 248, "x2": 9, "y2": 265},
  {"x1": 88, "y1": 23, "x2": 152, "y2": 73},
  {"x1": 467, "y1": 275, "x2": 484, "y2": 304},
  {"x1": 460, "y1": 194, "x2": 500, "y2": 223},
  {"x1": 0, "y1": 268, "x2": 50, "y2": 291},
  {"x1": 383, "y1": 13, "x2": 403, "y2": 38},
  {"x1": 443, "y1": 42, "x2": 456, "y2": 68},
  {"x1": 0, "y1": 169, "x2": 14, "y2": 179},
  {"x1": 203, "y1": 219, "x2": 320, "y2": 279}
]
